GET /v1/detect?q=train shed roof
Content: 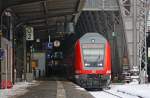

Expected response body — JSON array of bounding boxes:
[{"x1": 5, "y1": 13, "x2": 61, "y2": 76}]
[{"x1": 1, "y1": 0, "x2": 85, "y2": 38}]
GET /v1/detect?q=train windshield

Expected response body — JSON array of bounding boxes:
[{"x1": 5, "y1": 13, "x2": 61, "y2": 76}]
[{"x1": 82, "y1": 43, "x2": 105, "y2": 67}]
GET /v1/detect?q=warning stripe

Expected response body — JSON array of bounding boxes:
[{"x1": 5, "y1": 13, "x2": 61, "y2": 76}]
[{"x1": 57, "y1": 81, "x2": 66, "y2": 98}]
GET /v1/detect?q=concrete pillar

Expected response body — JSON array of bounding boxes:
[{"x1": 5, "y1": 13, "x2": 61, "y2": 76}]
[
  {"x1": 0, "y1": 0, "x2": 2, "y2": 88},
  {"x1": 0, "y1": 0, "x2": 2, "y2": 13}
]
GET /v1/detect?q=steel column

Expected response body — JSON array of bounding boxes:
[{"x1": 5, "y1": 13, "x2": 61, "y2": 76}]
[{"x1": 118, "y1": 0, "x2": 148, "y2": 83}]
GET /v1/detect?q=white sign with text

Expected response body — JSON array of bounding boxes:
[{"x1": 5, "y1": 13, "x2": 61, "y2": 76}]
[{"x1": 26, "y1": 26, "x2": 34, "y2": 40}]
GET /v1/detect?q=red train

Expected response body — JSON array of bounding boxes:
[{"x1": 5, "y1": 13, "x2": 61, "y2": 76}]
[{"x1": 74, "y1": 33, "x2": 111, "y2": 88}]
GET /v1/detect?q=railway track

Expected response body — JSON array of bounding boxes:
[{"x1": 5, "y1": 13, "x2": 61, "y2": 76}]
[
  {"x1": 103, "y1": 90, "x2": 123, "y2": 98},
  {"x1": 103, "y1": 90, "x2": 144, "y2": 98}
]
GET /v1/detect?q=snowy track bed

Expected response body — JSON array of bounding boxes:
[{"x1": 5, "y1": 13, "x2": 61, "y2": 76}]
[
  {"x1": 116, "y1": 84, "x2": 150, "y2": 98},
  {"x1": 90, "y1": 90, "x2": 139, "y2": 98},
  {"x1": 89, "y1": 83, "x2": 150, "y2": 98},
  {"x1": 103, "y1": 90, "x2": 136, "y2": 98}
]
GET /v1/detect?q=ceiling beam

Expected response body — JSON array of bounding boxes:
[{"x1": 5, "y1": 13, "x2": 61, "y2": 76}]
[
  {"x1": 34, "y1": 29, "x2": 56, "y2": 33},
  {"x1": 3, "y1": 0, "x2": 43, "y2": 9},
  {"x1": 73, "y1": 0, "x2": 86, "y2": 23},
  {"x1": 4, "y1": 0, "x2": 77, "y2": 9},
  {"x1": 42, "y1": 1, "x2": 49, "y2": 26},
  {"x1": 27, "y1": 18, "x2": 46, "y2": 23},
  {"x1": 34, "y1": 25, "x2": 56, "y2": 30},
  {"x1": 28, "y1": 19, "x2": 45, "y2": 22},
  {"x1": 18, "y1": 11, "x2": 78, "y2": 24},
  {"x1": 15, "y1": 7, "x2": 75, "y2": 15},
  {"x1": 29, "y1": 23, "x2": 46, "y2": 27}
]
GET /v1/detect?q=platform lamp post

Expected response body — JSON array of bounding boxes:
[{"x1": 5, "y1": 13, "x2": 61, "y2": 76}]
[
  {"x1": 112, "y1": 31, "x2": 118, "y2": 78},
  {"x1": 139, "y1": 0, "x2": 148, "y2": 84},
  {"x1": 0, "y1": 30, "x2": 2, "y2": 89},
  {"x1": 1, "y1": 10, "x2": 13, "y2": 88},
  {"x1": 5, "y1": 10, "x2": 13, "y2": 85},
  {"x1": 0, "y1": 10, "x2": 5, "y2": 89}
]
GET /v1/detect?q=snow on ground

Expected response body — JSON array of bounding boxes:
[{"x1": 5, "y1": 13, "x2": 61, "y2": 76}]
[
  {"x1": 117, "y1": 83, "x2": 150, "y2": 98},
  {"x1": 75, "y1": 85, "x2": 86, "y2": 91},
  {"x1": 89, "y1": 83, "x2": 150, "y2": 98},
  {"x1": 0, "y1": 80, "x2": 38, "y2": 98},
  {"x1": 90, "y1": 91, "x2": 118, "y2": 98}
]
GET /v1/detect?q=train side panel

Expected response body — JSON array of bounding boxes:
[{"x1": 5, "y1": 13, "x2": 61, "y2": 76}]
[
  {"x1": 74, "y1": 40, "x2": 84, "y2": 74},
  {"x1": 104, "y1": 41, "x2": 111, "y2": 75}
]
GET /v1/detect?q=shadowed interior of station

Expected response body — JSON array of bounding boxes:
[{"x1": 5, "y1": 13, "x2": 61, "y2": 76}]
[{"x1": 0, "y1": 0, "x2": 86, "y2": 82}]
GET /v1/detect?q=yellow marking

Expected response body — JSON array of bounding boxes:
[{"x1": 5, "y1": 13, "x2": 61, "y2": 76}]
[
  {"x1": 57, "y1": 81, "x2": 66, "y2": 98},
  {"x1": 0, "y1": 32, "x2": 2, "y2": 36}
]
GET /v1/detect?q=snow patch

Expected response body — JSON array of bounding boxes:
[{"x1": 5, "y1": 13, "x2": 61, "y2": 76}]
[
  {"x1": 128, "y1": 79, "x2": 139, "y2": 84},
  {"x1": 89, "y1": 83, "x2": 150, "y2": 98},
  {"x1": 75, "y1": 85, "x2": 85, "y2": 91},
  {"x1": 90, "y1": 91, "x2": 117, "y2": 98},
  {"x1": 0, "y1": 81, "x2": 39, "y2": 98},
  {"x1": 117, "y1": 84, "x2": 150, "y2": 98}
]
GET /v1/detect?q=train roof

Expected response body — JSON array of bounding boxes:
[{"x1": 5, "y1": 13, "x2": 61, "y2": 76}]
[{"x1": 79, "y1": 32, "x2": 107, "y2": 43}]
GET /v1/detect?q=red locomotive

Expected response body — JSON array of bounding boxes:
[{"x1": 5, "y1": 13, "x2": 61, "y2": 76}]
[{"x1": 74, "y1": 33, "x2": 111, "y2": 88}]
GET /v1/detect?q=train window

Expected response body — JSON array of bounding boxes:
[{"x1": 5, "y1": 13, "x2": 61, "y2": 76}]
[{"x1": 82, "y1": 43, "x2": 105, "y2": 68}]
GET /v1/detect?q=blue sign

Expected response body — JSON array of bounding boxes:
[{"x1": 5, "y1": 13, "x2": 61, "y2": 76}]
[
  {"x1": 0, "y1": 49, "x2": 4, "y2": 60},
  {"x1": 46, "y1": 51, "x2": 52, "y2": 59},
  {"x1": 48, "y1": 42, "x2": 53, "y2": 49}
]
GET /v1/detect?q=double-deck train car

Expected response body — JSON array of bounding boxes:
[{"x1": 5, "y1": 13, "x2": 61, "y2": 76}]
[{"x1": 74, "y1": 33, "x2": 111, "y2": 88}]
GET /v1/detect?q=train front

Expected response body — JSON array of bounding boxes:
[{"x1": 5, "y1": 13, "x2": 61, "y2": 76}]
[{"x1": 74, "y1": 33, "x2": 111, "y2": 89}]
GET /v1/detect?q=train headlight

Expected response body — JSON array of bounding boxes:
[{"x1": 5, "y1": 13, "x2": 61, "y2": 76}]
[
  {"x1": 75, "y1": 75, "x2": 79, "y2": 79},
  {"x1": 85, "y1": 63, "x2": 90, "y2": 66},
  {"x1": 106, "y1": 70, "x2": 111, "y2": 74},
  {"x1": 98, "y1": 63, "x2": 103, "y2": 67}
]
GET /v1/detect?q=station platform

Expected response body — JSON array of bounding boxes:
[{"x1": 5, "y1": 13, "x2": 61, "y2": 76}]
[{"x1": 11, "y1": 77, "x2": 94, "y2": 98}]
